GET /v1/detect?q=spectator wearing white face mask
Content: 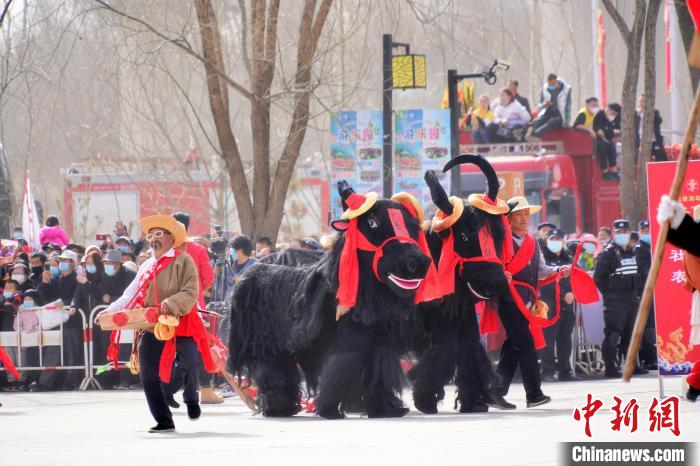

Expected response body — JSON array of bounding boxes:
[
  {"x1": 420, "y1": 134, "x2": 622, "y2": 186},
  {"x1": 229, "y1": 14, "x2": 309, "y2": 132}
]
[
  {"x1": 10, "y1": 262, "x2": 31, "y2": 292},
  {"x1": 539, "y1": 229, "x2": 579, "y2": 382}
]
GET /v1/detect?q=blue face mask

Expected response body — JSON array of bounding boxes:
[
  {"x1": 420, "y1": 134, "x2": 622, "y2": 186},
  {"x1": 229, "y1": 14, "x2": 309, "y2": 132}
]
[
  {"x1": 104, "y1": 264, "x2": 116, "y2": 276},
  {"x1": 640, "y1": 234, "x2": 651, "y2": 245},
  {"x1": 58, "y1": 262, "x2": 71, "y2": 273},
  {"x1": 22, "y1": 300, "x2": 34, "y2": 308},
  {"x1": 13, "y1": 233, "x2": 22, "y2": 241},
  {"x1": 3, "y1": 291, "x2": 14, "y2": 299},
  {"x1": 614, "y1": 234, "x2": 630, "y2": 248},
  {"x1": 118, "y1": 245, "x2": 130, "y2": 253},
  {"x1": 50, "y1": 266, "x2": 60, "y2": 278},
  {"x1": 86, "y1": 264, "x2": 97, "y2": 274},
  {"x1": 583, "y1": 243, "x2": 596, "y2": 254},
  {"x1": 547, "y1": 84, "x2": 557, "y2": 92},
  {"x1": 546, "y1": 240, "x2": 563, "y2": 254}
]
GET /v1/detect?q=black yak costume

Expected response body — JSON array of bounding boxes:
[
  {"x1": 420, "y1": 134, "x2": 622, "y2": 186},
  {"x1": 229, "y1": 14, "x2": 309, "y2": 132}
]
[
  {"x1": 228, "y1": 181, "x2": 439, "y2": 418},
  {"x1": 409, "y1": 154, "x2": 514, "y2": 413}
]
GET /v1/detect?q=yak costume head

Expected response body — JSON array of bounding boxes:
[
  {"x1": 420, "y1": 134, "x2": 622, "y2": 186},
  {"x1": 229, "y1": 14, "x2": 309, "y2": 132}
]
[
  {"x1": 330, "y1": 181, "x2": 437, "y2": 316},
  {"x1": 425, "y1": 154, "x2": 510, "y2": 302}
]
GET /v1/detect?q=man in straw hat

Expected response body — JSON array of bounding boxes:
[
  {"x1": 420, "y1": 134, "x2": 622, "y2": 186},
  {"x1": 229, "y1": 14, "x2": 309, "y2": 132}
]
[
  {"x1": 99, "y1": 215, "x2": 216, "y2": 433},
  {"x1": 494, "y1": 196, "x2": 571, "y2": 408}
]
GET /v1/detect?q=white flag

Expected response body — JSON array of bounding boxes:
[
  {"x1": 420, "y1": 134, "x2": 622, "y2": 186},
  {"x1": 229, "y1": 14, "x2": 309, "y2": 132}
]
[{"x1": 22, "y1": 173, "x2": 42, "y2": 249}]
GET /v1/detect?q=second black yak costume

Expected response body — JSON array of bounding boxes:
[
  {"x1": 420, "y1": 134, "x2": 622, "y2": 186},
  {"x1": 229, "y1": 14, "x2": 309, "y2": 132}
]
[
  {"x1": 409, "y1": 154, "x2": 514, "y2": 413},
  {"x1": 228, "y1": 181, "x2": 439, "y2": 418}
]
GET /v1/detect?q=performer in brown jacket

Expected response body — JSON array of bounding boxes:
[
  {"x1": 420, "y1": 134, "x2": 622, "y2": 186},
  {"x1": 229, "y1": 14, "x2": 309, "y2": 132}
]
[{"x1": 100, "y1": 215, "x2": 215, "y2": 432}]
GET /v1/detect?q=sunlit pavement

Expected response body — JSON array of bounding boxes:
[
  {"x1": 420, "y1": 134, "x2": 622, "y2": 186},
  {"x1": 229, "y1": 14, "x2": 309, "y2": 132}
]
[{"x1": 1, "y1": 374, "x2": 698, "y2": 466}]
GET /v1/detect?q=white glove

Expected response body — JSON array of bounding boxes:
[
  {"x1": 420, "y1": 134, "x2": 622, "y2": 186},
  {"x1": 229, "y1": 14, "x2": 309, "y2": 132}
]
[{"x1": 657, "y1": 195, "x2": 686, "y2": 229}]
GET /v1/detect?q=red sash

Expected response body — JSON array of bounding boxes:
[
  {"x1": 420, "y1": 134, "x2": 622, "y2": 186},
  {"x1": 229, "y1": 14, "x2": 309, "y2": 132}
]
[{"x1": 108, "y1": 251, "x2": 216, "y2": 382}]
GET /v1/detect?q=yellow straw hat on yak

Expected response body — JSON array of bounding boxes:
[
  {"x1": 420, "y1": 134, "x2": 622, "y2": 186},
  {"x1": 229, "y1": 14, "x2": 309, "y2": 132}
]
[
  {"x1": 140, "y1": 215, "x2": 187, "y2": 248},
  {"x1": 467, "y1": 193, "x2": 510, "y2": 215},
  {"x1": 340, "y1": 191, "x2": 379, "y2": 220}
]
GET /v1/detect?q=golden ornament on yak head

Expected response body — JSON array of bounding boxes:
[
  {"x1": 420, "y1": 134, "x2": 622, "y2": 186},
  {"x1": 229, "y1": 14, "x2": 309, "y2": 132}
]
[
  {"x1": 467, "y1": 193, "x2": 510, "y2": 215},
  {"x1": 391, "y1": 192, "x2": 425, "y2": 225},
  {"x1": 431, "y1": 196, "x2": 464, "y2": 233}
]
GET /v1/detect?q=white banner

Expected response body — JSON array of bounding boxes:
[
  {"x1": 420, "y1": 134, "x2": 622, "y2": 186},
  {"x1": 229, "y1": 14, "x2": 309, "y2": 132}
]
[{"x1": 22, "y1": 173, "x2": 42, "y2": 249}]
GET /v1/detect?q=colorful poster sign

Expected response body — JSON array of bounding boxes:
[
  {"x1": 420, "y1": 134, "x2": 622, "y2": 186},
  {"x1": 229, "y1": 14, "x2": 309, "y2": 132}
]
[
  {"x1": 329, "y1": 111, "x2": 383, "y2": 220},
  {"x1": 646, "y1": 160, "x2": 700, "y2": 376},
  {"x1": 394, "y1": 109, "x2": 451, "y2": 210}
]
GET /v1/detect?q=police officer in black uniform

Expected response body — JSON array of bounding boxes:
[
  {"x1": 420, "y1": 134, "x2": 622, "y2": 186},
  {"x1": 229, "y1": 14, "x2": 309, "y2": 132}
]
[
  {"x1": 540, "y1": 229, "x2": 580, "y2": 382},
  {"x1": 594, "y1": 219, "x2": 649, "y2": 378},
  {"x1": 634, "y1": 220, "x2": 657, "y2": 370}
]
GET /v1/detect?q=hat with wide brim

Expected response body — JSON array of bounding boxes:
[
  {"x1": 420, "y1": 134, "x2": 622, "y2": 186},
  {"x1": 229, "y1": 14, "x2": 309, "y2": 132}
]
[
  {"x1": 140, "y1": 215, "x2": 187, "y2": 248},
  {"x1": 507, "y1": 196, "x2": 542, "y2": 215},
  {"x1": 340, "y1": 192, "x2": 378, "y2": 220},
  {"x1": 467, "y1": 193, "x2": 510, "y2": 215},
  {"x1": 431, "y1": 196, "x2": 465, "y2": 233}
]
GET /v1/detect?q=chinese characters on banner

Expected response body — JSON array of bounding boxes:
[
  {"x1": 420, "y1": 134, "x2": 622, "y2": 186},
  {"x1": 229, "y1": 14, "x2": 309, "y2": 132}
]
[
  {"x1": 329, "y1": 111, "x2": 383, "y2": 220},
  {"x1": 646, "y1": 161, "x2": 700, "y2": 375},
  {"x1": 393, "y1": 109, "x2": 451, "y2": 210}
]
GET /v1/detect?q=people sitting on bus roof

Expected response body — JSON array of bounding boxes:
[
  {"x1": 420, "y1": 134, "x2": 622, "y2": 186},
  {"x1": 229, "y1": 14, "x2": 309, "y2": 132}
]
[
  {"x1": 469, "y1": 94, "x2": 495, "y2": 144},
  {"x1": 593, "y1": 103, "x2": 621, "y2": 182},
  {"x1": 572, "y1": 97, "x2": 600, "y2": 138},
  {"x1": 488, "y1": 87, "x2": 531, "y2": 143},
  {"x1": 507, "y1": 79, "x2": 531, "y2": 115},
  {"x1": 525, "y1": 73, "x2": 572, "y2": 142}
]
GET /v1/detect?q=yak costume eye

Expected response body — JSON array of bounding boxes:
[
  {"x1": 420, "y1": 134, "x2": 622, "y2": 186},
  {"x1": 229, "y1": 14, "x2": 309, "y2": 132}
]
[
  {"x1": 459, "y1": 231, "x2": 469, "y2": 242},
  {"x1": 367, "y1": 216, "x2": 379, "y2": 229}
]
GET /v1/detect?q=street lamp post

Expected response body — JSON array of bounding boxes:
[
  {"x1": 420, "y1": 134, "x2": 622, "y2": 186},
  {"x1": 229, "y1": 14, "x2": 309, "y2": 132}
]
[
  {"x1": 447, "y1": 60, "x2": 510, "y2": 196},
  {"x1": 382, "y1": 33, "x2": 426, "y2": 198}
]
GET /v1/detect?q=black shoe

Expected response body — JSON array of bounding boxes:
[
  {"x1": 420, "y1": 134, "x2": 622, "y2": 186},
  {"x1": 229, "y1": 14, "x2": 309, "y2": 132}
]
[
  {"x1": 186, "y1": 403, "x2": 201, "y2": 421},
  {"x1": 605, "y1": 369, "x2": 622, "y2": 378},
  {"x1": 602, "y1": 172, "x2": 615, "y2": 181},
  {"x1": 557, "y1": 373, "x2": 582, "y2": 382},
  {"x1": 368, "y1": 405, "x2": 410, "y2": 418},
  {"x1": 645, "y1": 363, "x2": 658, "y2": 371},
  {"x1": 485, "y1": 391, "x2": 516, "y2": 410},
  {"x1": 633, "y1": 366, "x2": 649, "y2": 375},
  {"x1": 148, "y1": 423, "x2": 175, "y2": 433},
  {"x1": 367, "y1": 394, "x2": 410, "y2": 419},
  {"x1": 29, "y1": 384, "x2": 51, "y2": 392},
  {"x1": 541, "y1": 373, "x2": 556, "y2": 383},
  {"x1": 686, "y1": 387, "x2": 700, "y2": 402},
  {"x1": 526, "y1": 394, "x2": 551, "y2": 408},
  {"x1": 459, "y1": 402, "x2": 489, "y2": 413},
  {"x1": 166, "y1": 397, "x2": 180, "y2": 409}
]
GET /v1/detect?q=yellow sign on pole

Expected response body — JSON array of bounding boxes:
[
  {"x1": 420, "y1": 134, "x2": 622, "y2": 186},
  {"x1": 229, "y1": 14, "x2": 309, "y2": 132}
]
[{"x1": 392, "y1": 54, "x2": 426, "y2": 89}]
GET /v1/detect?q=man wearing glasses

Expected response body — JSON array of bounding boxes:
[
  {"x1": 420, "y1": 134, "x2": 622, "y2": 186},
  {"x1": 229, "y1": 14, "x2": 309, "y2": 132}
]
[{"x1": 98, "y1": 215, "x2": 216, "y2": 433}]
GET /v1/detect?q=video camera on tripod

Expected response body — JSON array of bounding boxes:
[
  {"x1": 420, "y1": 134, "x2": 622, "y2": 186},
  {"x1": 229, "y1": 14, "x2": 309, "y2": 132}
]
[{"x1": 209, "y1": 225, "x2": 229, "y2": 261}]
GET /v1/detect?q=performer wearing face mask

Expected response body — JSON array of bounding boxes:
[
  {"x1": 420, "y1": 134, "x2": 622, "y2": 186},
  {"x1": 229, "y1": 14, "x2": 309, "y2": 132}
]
[
  {"x1": 594, "y1": 219, "x2": 648, "y2": 378},
  {"x1": 539, "y1": 229, "x2": 579, "y2": 382}
]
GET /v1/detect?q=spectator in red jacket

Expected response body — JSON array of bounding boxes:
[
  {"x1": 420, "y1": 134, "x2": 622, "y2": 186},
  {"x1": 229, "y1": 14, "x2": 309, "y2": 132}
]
[{"x1": 171, "y1": 212, "x2": 220, "y2": 404}]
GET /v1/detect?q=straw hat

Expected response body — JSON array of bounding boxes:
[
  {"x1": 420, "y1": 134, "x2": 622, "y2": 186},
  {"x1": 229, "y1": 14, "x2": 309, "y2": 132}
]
[
  {"x1": 340, "y1": 192, "x2": 378, "y2": 220},
  {"x1": 140, "y1": 215, "x2": 187, "y2": 248},
  {"x1": 467, "y1": 193, "x2": 510, "y2": 215},
  {"x1": 507, "y1": 196, "x2": 542, "y2": 215}
]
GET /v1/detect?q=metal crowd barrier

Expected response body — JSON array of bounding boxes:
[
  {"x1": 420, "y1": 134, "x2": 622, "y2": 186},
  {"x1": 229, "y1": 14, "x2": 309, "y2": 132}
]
[
  {"x1": 0, "y1": 306, "x2": 91, "y2": 391},
  {"x1": 83, "y1": 305, "x2": 135, "y2": 390}
]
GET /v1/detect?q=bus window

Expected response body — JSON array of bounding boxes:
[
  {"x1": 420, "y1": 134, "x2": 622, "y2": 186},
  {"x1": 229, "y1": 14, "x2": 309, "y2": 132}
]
[{"x1": 525, "y1": 190, "x2": 543, "y2": 230}]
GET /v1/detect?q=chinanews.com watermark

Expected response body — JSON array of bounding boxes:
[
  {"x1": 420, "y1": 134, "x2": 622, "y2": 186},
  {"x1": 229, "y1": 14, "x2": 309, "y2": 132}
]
[{"x1": 561, "y1": 442, "x2": 692, "y2": 466}]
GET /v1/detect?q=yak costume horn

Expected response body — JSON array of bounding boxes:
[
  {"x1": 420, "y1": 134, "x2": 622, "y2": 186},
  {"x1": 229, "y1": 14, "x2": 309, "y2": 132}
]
[
  {"x1": 442, "y1": 154, "x2": 509, "y2": 215},
  {"x1": 424, "y1": 170, "x2": 453, "y2": 215}
]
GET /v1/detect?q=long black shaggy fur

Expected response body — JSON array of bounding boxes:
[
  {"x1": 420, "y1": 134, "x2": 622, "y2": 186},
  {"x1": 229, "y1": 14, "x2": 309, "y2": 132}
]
[
  {"x1": 228, "y1": 185, "x2": 431, "y2": 419},
  {"x1": 409, "y1": 157, "x2": 510, "y2": 414}
]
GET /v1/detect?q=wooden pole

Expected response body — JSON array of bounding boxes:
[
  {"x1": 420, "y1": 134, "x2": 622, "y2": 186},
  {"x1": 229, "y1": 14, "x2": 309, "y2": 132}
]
[
  {"x1": 212, "y1": 353, "x2": 257, "y2": 411},
  {"x1": 624, "y1": 87, "x2": 700, "y2": 381}
]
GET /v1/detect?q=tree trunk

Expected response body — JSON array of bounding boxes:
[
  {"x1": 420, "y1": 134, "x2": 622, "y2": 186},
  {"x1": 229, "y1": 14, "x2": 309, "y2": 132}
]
[
  {"x1": 194, "y1": 0, "x2": 255, "y2": 235},
  {"x1": 635, "y1": 0, "x2": 662, "y2": 226},
  {"x1": 675, "y1": 0, "x2": 700, "y2": 93},
  {"x1": 612, "y1": 1, "x2": 646, "y2": 224}
]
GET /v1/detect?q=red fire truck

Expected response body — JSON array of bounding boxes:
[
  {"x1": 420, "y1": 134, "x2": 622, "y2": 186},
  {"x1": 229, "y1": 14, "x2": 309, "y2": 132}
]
[{"x1": 459, "y1": 128, "x2": 622, "y2": 234}]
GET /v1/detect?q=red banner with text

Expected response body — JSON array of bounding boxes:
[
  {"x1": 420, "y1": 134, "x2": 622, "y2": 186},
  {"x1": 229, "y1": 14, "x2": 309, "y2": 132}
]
[{"x1": 646, "y1": 161, "x2": 700, "y2": 376}]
